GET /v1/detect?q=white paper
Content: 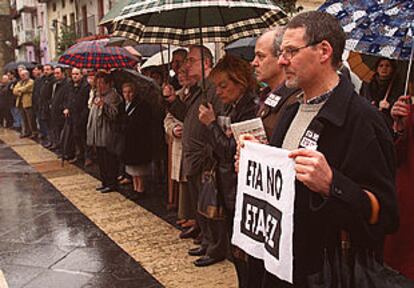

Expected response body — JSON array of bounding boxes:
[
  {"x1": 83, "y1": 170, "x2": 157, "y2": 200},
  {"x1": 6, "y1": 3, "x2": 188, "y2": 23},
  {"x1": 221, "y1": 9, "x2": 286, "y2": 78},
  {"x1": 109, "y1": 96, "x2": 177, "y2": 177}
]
[{"x1": 232, "y1": 141, "x2": 296, "y2": 283}]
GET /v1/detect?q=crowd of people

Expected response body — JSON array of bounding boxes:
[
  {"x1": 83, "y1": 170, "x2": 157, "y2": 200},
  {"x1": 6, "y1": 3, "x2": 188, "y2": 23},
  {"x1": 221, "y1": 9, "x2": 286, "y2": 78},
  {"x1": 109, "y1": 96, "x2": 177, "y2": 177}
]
[{"x1": 1, "y1": 10, "x2": 414, "y2": 288}]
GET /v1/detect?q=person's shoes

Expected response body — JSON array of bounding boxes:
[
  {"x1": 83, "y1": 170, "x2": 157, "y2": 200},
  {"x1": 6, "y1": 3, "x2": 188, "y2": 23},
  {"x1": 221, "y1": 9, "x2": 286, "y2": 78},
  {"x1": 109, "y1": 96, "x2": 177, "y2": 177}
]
[
  {"x1": 96, "y1": 185, "x2": 106, "y2": 191},
  {"x1": 188, "y1": 246, "x2": 207, "y2": 257},
  {"x1": 181, "y1": 219, "x2": 196, "y2": 228},
  {"x1": 179, "y1": 226, "x2": 200, "y2": 239},
  {"x1": 100, "y1": 186, "x2": 117, "y2": 193},
  {"x1": 42, "y1": 142, "x2": 52, "y2": 148},
  {"x1": 193, "y1": 233, "x2": 203, "y2": 245},
  {"x1": 19, "y1": 134, "x2": 29, "y2": 138},
  {"x1": 194, "y1": 256, "x2": 224, "y2": 267},
  {"x1": 68, "y1": 157, "x2": 78, "y2": 164}
]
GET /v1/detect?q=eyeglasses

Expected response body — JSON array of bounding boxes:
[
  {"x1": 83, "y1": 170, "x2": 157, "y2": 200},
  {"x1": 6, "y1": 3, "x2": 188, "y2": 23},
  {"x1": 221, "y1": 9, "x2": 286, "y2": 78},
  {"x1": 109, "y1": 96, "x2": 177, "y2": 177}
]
[{"x1": 278, "y1": 41, "x2": 320, "y2": 61}]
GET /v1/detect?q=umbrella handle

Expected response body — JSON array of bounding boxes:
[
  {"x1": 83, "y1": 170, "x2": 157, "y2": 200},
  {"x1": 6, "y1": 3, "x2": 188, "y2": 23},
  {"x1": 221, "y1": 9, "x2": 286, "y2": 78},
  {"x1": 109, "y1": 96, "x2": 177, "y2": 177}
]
[{"x1": 404, "y1": 38, "x2": 414, "y2": 96}]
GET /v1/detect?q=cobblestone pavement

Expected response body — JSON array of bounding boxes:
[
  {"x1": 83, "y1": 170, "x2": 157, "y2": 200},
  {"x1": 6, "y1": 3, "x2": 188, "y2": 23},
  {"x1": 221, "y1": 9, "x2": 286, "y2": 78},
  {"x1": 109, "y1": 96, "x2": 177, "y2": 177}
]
[{"x1": 0, "y1": 128, "x2": 237, "y2": 288}]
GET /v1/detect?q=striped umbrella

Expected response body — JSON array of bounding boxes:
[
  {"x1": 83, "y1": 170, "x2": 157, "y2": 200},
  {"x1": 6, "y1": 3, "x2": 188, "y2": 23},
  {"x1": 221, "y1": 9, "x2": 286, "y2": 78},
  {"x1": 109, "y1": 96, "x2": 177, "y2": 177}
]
[
  {"x1": 58, "y1": 38, "x2": 139, "y2": 69},
  {"x1": 111, "y1": 0, "x2": 288, "y2": 46}
]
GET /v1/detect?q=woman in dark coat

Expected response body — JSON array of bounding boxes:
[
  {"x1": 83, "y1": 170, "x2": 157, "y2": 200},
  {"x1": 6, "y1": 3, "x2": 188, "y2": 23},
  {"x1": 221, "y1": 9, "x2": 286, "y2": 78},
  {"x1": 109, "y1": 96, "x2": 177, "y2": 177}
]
[
  {"x1": 121, "y1": 82, "x2": 153, "y2": 195},
  {"x1": 360, "y1": 57, "x2": 404, "y2": 127},
  {"x1": 198, "y1": 54, "x2": 258, "y2": 287}
]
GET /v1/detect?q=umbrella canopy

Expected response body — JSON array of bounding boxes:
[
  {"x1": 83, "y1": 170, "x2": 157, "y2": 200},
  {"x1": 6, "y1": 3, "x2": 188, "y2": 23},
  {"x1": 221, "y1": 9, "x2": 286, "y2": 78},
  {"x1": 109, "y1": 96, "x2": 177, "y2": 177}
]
[
  {"x1": 106, "y1": 37, "x2": 167, "y2": 58},
  {"x1": 346, "y1": 51, "x2": 378, "y2": 82},
  {"x1": 99, "y1": 0, "x2": 135, "y2": 31},
  {"x1": 3, "y1": 61, "x2": 36, "y2": 72},
  {"x1": 141, "y1": 47, "x2": 187, "y2": 69},
  {"x1": 111, "y1": 0, "x2": 288, "y2": 45},
  {"x1": 58, "y1": 38, "x2": 139, "y2": 69},
  {"x1": 224, "y1": 37, "x2": 257, "y2": 61},
  {"x1": 319, "y1": 0, "x2": 414, "y2": 60}
]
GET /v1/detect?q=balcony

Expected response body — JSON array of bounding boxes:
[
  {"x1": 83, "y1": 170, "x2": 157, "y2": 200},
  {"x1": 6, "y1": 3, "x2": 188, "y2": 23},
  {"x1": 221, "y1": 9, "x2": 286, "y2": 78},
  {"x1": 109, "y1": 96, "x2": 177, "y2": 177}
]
[
  {"x1": 17, "y1": 30, "x2": 35, "y2": 46},
  {"x1": 74, "y1": 15, "x2": 97, "y2": 38},
  {"x1": 16, "y1": 0, "x2": 36, "y2": 12}
]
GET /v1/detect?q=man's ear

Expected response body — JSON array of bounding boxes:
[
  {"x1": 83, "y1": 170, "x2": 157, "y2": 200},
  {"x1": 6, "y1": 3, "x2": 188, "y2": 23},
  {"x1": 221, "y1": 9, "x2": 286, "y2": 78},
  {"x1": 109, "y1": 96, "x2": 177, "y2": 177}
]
[{"x1": 319, "y1": 40, "x2": 333, "y2": 65}]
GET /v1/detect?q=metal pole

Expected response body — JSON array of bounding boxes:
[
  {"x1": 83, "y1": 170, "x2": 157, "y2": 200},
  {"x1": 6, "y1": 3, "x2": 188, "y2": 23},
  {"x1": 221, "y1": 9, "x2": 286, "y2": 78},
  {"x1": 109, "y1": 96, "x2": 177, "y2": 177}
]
[
  {"x1": 404, "y1": 37, "x2": 414, "y2": 96},
  {"x1": 198, "y1": 7, "x2": 206, "y2": 104}
]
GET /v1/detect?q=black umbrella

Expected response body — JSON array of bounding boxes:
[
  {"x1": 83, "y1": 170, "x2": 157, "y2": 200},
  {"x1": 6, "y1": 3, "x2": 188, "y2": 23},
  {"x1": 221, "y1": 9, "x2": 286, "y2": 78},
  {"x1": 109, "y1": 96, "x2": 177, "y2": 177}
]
[
  {"x1": 224, "y1": 37, "x2": 257, "y2": 62},
  {"x1": 111, "y1": 68, "x2": 163, "y2": 111},
  {"x1": 3, "y1": 61, "x2": 36, "y2": 72}
]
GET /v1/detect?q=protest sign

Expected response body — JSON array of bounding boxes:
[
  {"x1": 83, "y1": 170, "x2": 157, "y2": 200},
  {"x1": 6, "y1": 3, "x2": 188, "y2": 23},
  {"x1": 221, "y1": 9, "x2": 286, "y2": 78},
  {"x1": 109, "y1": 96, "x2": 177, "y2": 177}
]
[{"x1": 232, "y1": 141, "x2": 296, "y2": 283}]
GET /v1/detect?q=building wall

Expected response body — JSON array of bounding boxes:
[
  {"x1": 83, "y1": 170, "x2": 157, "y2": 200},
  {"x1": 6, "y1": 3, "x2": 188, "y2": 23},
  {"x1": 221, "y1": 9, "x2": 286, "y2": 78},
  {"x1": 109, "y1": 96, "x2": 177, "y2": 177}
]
[
  {"x1": 0, "y1": 0, "x2": 14, "y2": 74},
  {"x1": 36, "y1": 2, "x2": 49, "y2": 64}
]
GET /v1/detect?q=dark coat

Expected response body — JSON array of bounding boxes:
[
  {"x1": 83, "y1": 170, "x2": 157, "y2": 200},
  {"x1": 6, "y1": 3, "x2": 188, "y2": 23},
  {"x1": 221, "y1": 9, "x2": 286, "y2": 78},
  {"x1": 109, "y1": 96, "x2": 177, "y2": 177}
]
[
  {"x1": 32, "y1": 76, "x2": 44, "y2": 113},
  {"x1": 206, "y1": 91, "x2": 257, "y2": 210},
  {"x1": 64, "y1": 78, "x2": 90, "y2": 129},
  {"x1": 360, "y1": 75, "x2": 404, "y2": 127},
  {"x1": 121, "y1": 98, "x2": 153, "y2": 165},
  {"x1": 38, "y1": 74, "x2": 55, "y2": 120},
  {"x1": 0, "y1": 83, "x2": 12, "y2": 109},
  {"x1": 167, "y1": 80, "x2": 224, "y2": 176},
  {"x1": 258, "y1": 84, "x2": 301, "y2": 139},
  {"x1": 4, "y1": 80, "x2": 17, "y2": 108},
  {"x1": 50, "y1": 78, "x2": 71, "y2": 126},
  {"x1": 265, "y1": 76, "x2": 399, "y2": 287}
]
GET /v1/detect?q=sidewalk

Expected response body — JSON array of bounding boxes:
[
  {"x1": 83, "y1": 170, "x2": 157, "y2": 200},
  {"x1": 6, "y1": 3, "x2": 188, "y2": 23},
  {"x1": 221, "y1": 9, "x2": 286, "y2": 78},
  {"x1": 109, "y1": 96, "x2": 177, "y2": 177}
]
[{"x1": 0, "y1": 128, "x2": 237, "y2": 288}]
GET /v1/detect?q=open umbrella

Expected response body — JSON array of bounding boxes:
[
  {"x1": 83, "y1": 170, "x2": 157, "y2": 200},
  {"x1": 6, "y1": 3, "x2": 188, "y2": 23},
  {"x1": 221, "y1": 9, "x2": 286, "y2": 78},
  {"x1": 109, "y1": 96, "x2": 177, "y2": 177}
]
[
  {"x1": 224, "y1": 37, "x2": 257, "y2": 62},
  {"x1": 111, "y1": 0, "x2": 287, "y2": 46},
  {"x1": 58, "y1": 38, "x2": 139, "y2": 69},
  {"x1": 111, "y1": 0, "x2": 287, "y2": 97},
  {"x1": 3, "y1": 61, "x2": 36, "y2": 72},
  {"x1": 319, "y1": 0, "x2": 414, "y2": 93},
  {"x1": 346, "y1": 51, "x2": 378, "y2": 82},
  {"x1": 141, "y1": 47, "x2": 188, "y2": 69}
]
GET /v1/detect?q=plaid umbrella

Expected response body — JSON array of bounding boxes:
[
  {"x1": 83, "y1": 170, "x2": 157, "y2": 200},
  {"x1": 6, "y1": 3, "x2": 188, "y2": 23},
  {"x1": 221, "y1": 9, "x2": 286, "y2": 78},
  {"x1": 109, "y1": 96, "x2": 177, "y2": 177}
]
[
  {"x1": 58, "y1": 38, "x2": 139, "y2": 69},
  {"x1": 111, "y1": 0, "x2": 288, "y2": 46},
  {"x1": 319, "y1": 0, "x2": 414, "y2": 93}
]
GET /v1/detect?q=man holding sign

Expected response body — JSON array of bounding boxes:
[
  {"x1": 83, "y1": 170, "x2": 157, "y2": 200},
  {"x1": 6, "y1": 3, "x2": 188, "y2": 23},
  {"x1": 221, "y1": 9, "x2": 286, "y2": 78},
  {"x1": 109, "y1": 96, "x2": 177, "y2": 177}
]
[{"x1": 235, "y1": 11, "x2": 399, "y2": 287}]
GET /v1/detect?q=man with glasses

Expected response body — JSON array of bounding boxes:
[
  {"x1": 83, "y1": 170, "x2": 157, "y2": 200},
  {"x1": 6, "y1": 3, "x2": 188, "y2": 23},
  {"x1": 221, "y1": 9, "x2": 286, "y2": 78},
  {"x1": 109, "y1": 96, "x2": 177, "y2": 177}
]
[
  {"x1": 247, "y1": 11, "x2": 398, "y2": 287},
  {"x1": 163, "y1": 45, "x2": 228, "y2": 267}
]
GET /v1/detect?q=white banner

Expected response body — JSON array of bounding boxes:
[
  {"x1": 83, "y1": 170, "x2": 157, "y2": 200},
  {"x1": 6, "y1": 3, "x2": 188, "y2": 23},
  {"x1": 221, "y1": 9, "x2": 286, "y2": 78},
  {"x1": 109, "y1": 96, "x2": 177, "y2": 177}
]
[{"x1": 232, "y1": 141, "x2": 296, "y2": 284}]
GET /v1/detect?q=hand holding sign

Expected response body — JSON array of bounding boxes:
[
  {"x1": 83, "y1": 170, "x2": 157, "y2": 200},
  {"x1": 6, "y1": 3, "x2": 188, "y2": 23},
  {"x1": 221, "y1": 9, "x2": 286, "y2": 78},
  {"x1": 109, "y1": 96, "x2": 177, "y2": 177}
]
[
  {"x1": 288, "y1": 149, "x2": 332, "y2": 197},
  {"x1": 235, "y1": 134, "x2": 260, "y2": 173}
]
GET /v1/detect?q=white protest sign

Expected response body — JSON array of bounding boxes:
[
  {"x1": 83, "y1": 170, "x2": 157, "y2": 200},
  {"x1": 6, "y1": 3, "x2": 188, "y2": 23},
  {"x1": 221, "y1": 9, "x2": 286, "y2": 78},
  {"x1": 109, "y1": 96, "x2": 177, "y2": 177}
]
[{"x1": 232, "y1": 141, "x2": 296, "y2": 284}]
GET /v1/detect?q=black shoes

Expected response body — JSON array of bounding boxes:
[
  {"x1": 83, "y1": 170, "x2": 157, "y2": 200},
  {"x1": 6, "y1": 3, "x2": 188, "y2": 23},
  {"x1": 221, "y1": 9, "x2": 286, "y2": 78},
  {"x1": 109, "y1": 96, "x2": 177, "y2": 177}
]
[
  {"x1": 188, "y1": 246, "x2": 207, "y2": 257},
  {"x1": 100, "y1": 186, "x2": 117, "y2": 193},
  {"x1": 179, "y1": 226, "x2": 200, "y2": 239},
  {"x1": 96, "y1": 185, "x2": 106, "y2": 191},
  {"x1": 194, "y1": 256, "x2": 224, "y2": 267}
]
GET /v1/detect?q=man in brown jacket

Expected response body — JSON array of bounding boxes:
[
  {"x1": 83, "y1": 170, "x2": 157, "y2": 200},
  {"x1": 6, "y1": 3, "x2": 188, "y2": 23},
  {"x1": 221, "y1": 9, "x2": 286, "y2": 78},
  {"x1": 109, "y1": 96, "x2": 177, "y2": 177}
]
[{"x1": 13, "y1": 69, "x2": 37, "y2": 138}]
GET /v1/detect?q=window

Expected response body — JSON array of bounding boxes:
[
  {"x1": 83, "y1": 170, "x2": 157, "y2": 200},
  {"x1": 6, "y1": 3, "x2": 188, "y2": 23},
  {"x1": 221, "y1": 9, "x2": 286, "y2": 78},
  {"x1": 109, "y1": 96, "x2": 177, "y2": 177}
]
[
  {"x1": 70, "y1": 13, "x2": 75, "y2": 28},
  {"x1": 52, "y1": 3, "x2": 56, "y2": 12},
  {"x1": 62, "y1": 0, "x2": 66, "y2": 9},
  {"x1": 62, "y1": 15, "x2": 68, "y2": 27}
]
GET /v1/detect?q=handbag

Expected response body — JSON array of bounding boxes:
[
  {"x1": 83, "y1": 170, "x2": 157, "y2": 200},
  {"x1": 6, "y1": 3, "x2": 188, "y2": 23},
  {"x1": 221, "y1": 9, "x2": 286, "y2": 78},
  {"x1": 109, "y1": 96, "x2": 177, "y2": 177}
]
[
  {"x1": 307, "y1": 231, "x2": 414, "y2": 288},
  {"x1": 197, "y1": 161, "x2": 226, "y2": 221}
]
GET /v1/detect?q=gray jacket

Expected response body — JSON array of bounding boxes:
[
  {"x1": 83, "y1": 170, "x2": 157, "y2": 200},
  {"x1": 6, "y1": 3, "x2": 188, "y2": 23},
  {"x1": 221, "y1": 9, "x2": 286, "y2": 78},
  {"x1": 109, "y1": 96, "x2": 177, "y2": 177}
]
[
  {"x1": 167, "y1": 80, "x2": 224, "y2": 176},
  {"x1": 87, "y1": 88, "x2": 122, "y2": 148}
]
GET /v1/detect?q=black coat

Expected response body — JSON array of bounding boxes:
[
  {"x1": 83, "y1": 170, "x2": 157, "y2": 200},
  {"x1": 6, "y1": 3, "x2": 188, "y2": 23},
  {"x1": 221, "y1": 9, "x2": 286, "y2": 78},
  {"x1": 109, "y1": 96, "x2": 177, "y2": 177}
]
[
  {"x1": 121, "y1": 98, "x2": 153, "y2": 166},
  {"x1": 50, "y1": 78, "x2": 71, "y2": 126},
  {"x1": 32, "y1": 76, "x2": 44, "y2": 113},
  {"x1": 265, "y1": 75, "x2": 399, "y2": 287},
  {"x1": 64, "y1": 79, "x2": 90, "y2": 129},
  {"x1": 206, "y1": 91, "x2": 257, "y2": 210},
  {"x1": 38, "y1": 74, "x2": 55, "y2": 120}
]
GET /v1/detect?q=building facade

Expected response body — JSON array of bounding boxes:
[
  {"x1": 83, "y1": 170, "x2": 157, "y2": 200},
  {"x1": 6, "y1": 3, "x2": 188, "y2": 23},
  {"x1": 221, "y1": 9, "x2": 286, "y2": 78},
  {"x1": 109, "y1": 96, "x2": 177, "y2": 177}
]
[
  {"x1": 0, "y1": 0, "x2": 15, "y2": 73},
  {"x1": 40, "y1": 0, "x2": 117, "y2": 60}
]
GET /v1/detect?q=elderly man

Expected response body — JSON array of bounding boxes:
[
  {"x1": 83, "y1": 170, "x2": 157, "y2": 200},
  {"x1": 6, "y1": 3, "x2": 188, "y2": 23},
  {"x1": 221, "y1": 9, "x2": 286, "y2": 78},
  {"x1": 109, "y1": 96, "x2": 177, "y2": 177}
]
[
  {"x1": 247, "y1": 11, "x2": 398, "y2": 287},
  {"x1": 163, "y1": 45, "x2": 227, "y2": 267},
  {"x1": 169, "y1": 49, "x2": 188, "y2": 90},
  {"x1": 63, "y1": 67, "x2": 90, "y2": 163},
  {"x1": 252, "y1": 27, "x2": 301, "y2": 139},
  {"x1": 87, "y1": 71, "x2": 122, "y2": 193},
  {"x1": 13, "y1": 69, "x2": 37, "y2": 138}
]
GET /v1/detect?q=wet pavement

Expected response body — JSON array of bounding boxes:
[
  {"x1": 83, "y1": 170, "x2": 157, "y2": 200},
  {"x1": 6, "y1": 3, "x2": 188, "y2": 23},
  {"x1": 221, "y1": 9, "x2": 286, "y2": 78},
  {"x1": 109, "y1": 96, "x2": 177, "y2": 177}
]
[
  {"x1": 0, "y1": 129, "x2": 237, "y2": 288},
  {"x1": 0, "y1": 141, "x2": 162, "y2": 288}
]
